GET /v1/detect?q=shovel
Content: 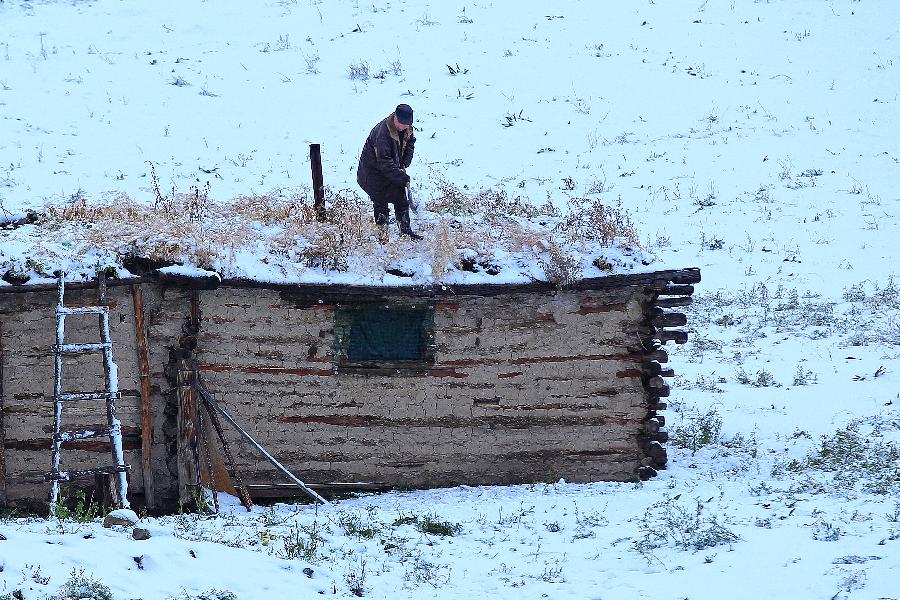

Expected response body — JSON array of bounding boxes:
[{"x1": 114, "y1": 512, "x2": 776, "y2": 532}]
[{"x1": 406, "y1": 179, "x2": 420, "y2": 215}]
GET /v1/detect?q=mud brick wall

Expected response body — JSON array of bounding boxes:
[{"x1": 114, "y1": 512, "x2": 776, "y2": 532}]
[
  {"x1": 0, "y1": 286, "x2": 146, "y2": 506},
  {"x1": 194, "y1": 285, "x2": 652, "y2": 488},
  {"x1": 1, "y1": 272, "x2": 687, "y2": 508}
]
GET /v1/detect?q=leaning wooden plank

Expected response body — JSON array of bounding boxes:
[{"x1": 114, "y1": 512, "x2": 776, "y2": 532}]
[
  {"x1": 201, "y1": 400, "x2": 253, "y2": 511},
  {"x1": 196, "y1": 404, "x2": 221, "y2": 514},
  {"x1": 196, "y1": 384, "x2": 329, "y2": 506}
]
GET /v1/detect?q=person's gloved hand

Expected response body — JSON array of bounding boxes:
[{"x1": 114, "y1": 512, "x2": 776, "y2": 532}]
[{"x1": 405, "y1": 177, "x2": 411, "y2": 188}]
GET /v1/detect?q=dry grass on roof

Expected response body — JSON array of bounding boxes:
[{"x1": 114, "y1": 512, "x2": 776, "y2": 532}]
[{"x1": 16, "y1": 174, "x2": 641, "y2": 284}]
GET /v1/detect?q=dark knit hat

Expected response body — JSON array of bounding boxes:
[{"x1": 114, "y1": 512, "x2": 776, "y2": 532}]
[{"x1": 395, "y1": 103, "x2": 414, "y2": 125}]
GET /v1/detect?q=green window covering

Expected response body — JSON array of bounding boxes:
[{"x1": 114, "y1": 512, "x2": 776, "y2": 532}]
[{"x1": 335, "y1": 305, "x2": 435, "y2": 368}]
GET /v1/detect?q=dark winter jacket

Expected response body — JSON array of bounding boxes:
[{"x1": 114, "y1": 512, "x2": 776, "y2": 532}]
[{"x1": 357, "y1": 113, "x2": 415, "y2": 204}]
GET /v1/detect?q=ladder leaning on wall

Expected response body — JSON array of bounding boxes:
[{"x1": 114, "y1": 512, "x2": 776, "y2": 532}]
[{"x1": 46, "y1": 273, "x2": 130, "y2": 515}]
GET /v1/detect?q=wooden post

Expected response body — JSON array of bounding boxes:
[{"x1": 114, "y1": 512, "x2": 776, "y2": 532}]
[
  {"x1": 310, "y1": 143, "x2": 326, "y2": 222},
  {"x1": 131, "y1": 285, "x2": 156, "y2": 509},
  {"x1": 177, "y1": 289, "x2": 202, "y2": 504},
  {"x1": 190, "y1": 289, "x2": 201, "y2": 327},
  {"x1": 0, "y1": 319, "x2": 7, "y2": 507},
  {"x1": 176, "y1": 358, "x2": 200, "y2": 504},
  {"x1": 176, "y1": 289, "x2": 201, "y2": 503}
]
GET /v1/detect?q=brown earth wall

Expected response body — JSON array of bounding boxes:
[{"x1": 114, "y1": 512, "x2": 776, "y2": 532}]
[
  {"x1": 193, "y1": 285, "x2": 650, "y2": 489},
  {"x1": 0, "y1": 281, "x2": 655, "y2": 507}
]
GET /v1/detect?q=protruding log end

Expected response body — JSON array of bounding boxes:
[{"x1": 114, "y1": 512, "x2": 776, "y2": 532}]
[
  {"x1": 638, "y1": 466, "x2": 658, "y2": 480},
  {"x1": 656, "y1": 296, "x2": 693, "y2": 308},
  {"x1": 656, "y1": 330, "x2": 689, "y2": 344},
  {"x1": 671, "y1": 268, "x2": 701, "y2": 284},
  {"x1": 652, "y1": 312, "x2": 688, "y2": 328}
]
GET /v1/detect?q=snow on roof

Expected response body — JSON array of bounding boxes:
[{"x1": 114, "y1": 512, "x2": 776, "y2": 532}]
[{"x1": 0, "y1": 186, "x2": 654, "y2": 288}]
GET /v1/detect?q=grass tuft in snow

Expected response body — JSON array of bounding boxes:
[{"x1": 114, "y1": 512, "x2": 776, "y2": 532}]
[
  {"x1": 167, "y1": 590, "x2": 236, "y2": 600},
  {"x1": 345, "y1": 557, "x2": 368, "y2": 597},
  {"x1": 633, "y1": 498, "x2": 740, "y2": 561},
  {"x1": 780, "y1": 418, "x2": 900, "y2": 495},
  {"x1": 391, "y1": 512, "x2": 462, "y2": 536},
  {"x1": 51, "y1": 569, "x2": 113, "y2": 600},
  {"x1": 51, "y1": 490, "x2": 102, "y2": 524},
  {"x1": 338, "y1": 509, "x2": 382, "y2": 539},
  {"x1": 811, "y1": 518, "x2": 843, "y2": 542},
  {"x1": 415, "y1": 514, "x2": 462, "y2": 537},
  {"x1": 279, "y1": 520, "x2": 327, "y2": 561},
  {"x1": 669, "y1": 408, "x2": 723, "y2": 454}
]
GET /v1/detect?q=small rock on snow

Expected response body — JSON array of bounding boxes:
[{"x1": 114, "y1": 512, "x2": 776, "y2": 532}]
[{"x1": 103, "y1": 508, "x2": 139, "y2": 528}]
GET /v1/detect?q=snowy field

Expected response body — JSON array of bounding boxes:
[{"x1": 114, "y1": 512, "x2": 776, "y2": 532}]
[{"x1": 1, "y1": 0, "x2": 900, "y2": 598}]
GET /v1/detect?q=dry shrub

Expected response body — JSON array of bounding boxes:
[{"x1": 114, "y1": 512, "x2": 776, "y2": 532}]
[
  {"x1": 427, "y1": 174, "x2": 635, "y2": 253},
  {"x1": 52, "y1": 196, "x2": 109, "y2": 222},
  {"x1": 429, "y1": 176, "x2": 472, "y2": 216},
  {"x1": 472, "y1": 187, "x2": 540, "y2": 220},
  {"x1": 326, "y1": 189, "x2": 371, "y2": 242},
  {"x1": 298, "y1": 228, "x2": 352, "y2": 271},
  {"x1": 301, "y1": 190, "x2": 374, "y2": 271},
  {"x1": 152, "y1": 188, "x2": 208, "y2": 223},
  {"x1": 496, "y1": 220, "x2": 550, "y2": 252},
  {"x1": 279, "y1": 189, "x2": 388, "y2": 272},
  {"x1": 230, "y1": 189, "x2": 315, "y2": 227},
  {"x1": 429, "y1": 220, "x2": 490, "y2": 277},
  {"x1": 148, "y1": 161, "x2": 213, "y2": 223},
  {"x1": 48, "y1": 190, "x2": 258, "y2": 270},
  {"x1": 429, "y1": 175, "x2": 556, "y2": 221},
  {"x1": 430, "y1": 221, "x2": 458, "y2": 277},
  {"x1": 556, "y1": 197, "x2": 639, "y2": 247},
  {"x1": 27, "y1": 172, "x2": 643, "y2": 283},
  {"x1": 536, "y1": 198, "x2": 562, "y2": 219},
  {"x1": 538, "y1": 241, "x2": 582, "y2": 287}
]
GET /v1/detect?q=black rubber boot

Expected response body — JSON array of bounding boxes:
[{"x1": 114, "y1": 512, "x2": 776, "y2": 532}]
[
  {"x1": 373, "y1": 204, "x2": 390, "y2": 243},
  {"x1": 397, "y1": 208, "x2": 423, "y2": 241},
  {"x1": 373, "y1": 203, "x2": 390, "y2": 226}
]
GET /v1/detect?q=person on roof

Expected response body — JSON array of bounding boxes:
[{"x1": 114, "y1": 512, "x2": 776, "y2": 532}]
[{"x1": 356, "y1": 103, "x2": 422, "y2": 241}]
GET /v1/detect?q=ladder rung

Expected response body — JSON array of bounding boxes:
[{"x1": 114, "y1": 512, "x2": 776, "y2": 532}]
[
  {"x1": 54, "y1": 391, "x2": 121, "y2": 403},
  {"x1": 57, "y1": 306, "x2": 110, "y2": 316},
  {"x1": 53, "y1": 427, "x2": 113, "y2": 443},
  {"x1": 45, "y1": 464, "x2": 130, "y2": 481},
  {"x1": 53, "y1": 342, "x2": 112, "y2": 354}
]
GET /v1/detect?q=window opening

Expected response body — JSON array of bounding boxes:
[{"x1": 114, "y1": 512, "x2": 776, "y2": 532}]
[{"x1": 334, "y1": 304, "x2": 435, "y2": 373}]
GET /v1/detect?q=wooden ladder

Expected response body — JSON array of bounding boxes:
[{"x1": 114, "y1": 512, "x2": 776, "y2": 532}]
[{"x1": 47, "y1": 274, "x2": 130, "y2": 515}]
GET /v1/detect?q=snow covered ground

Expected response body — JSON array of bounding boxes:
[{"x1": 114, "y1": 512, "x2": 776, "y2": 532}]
[{"x1": 1, "y1": 0, "x2": 899, "y2": 598}]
